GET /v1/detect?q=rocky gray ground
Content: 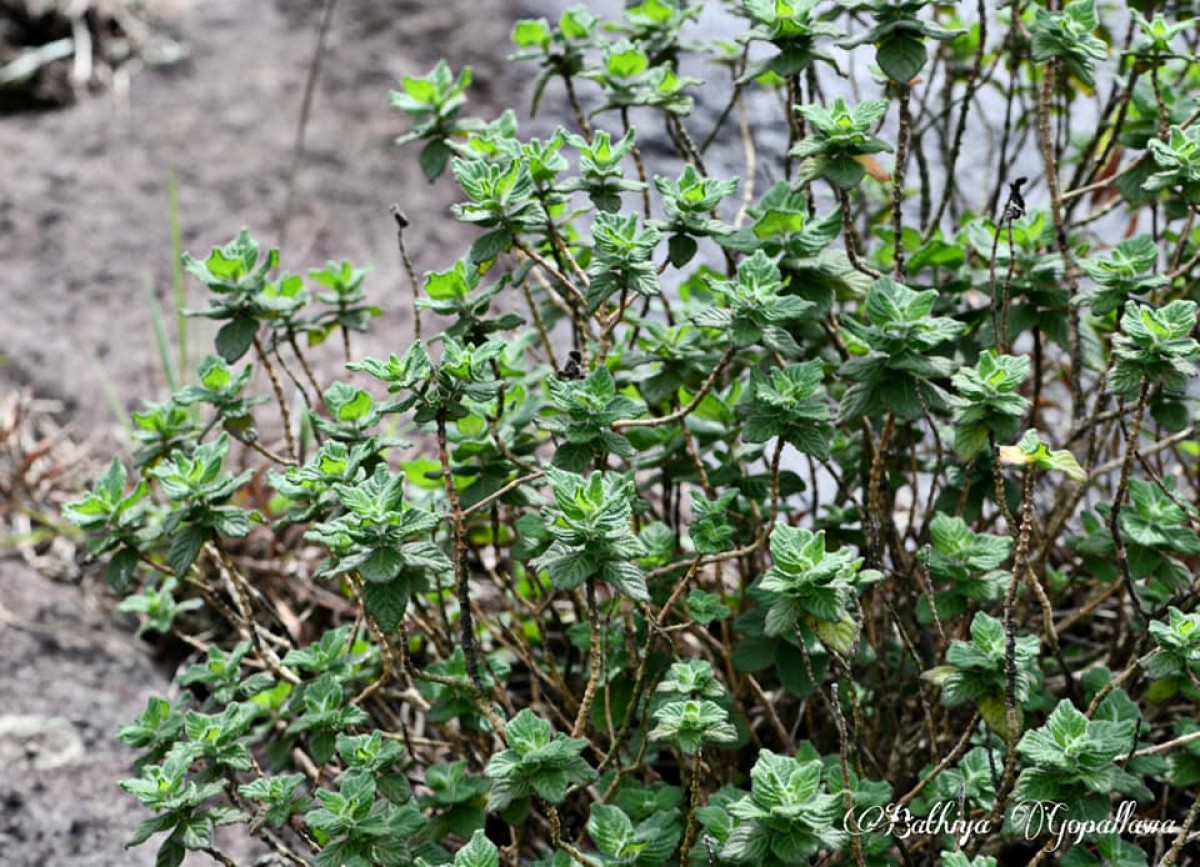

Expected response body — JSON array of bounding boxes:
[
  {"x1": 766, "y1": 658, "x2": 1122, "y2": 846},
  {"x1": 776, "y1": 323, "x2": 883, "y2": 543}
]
[{"x1": 0, "y1": 0, "x2": 524, "y2": 862}]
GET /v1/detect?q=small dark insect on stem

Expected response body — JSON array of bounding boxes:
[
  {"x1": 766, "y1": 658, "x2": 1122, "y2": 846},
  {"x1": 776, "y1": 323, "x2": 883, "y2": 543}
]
[
  {"x1": 1001, "y1": 176, "x2": 1027, "y2": 223},
  {"x1": 555, "y1": 350, "x2": 584, "y2": 381},
  {"x1": 988, "y1": 176, "x2": 1027, "y2": 351}
]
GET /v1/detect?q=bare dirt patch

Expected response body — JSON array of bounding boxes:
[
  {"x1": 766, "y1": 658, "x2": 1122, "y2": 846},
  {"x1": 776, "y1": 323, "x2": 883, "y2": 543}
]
[{"x1": 0, "y1": 0, "x2": 522, "y2": 861}]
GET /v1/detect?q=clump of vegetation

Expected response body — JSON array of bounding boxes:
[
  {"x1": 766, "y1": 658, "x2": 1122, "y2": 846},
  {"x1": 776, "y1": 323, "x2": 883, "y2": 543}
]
[{"x1": 65, "y1": 1, "x2": 1200, "y2": 864}]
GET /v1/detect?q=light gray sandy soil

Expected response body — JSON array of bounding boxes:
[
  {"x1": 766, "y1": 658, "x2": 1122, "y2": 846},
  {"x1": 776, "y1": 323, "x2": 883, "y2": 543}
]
[{"x1": 0, "y1": 0, "x2": 523, "y2": 862}]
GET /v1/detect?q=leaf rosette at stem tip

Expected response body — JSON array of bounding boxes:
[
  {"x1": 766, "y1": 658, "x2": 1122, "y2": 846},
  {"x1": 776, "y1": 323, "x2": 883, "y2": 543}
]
[
  {"x1": 484, "y1": 708, "x2": 597, "y2": 814},
  {"x1": 1029, "y1": 0, "x2": 1108, "y2": 88},
  {"x1": 949, "y1": 350, "x2": 1031, "y2": 461},
  {"x1": 1110, "y1": 299, "x2": 1200, "y2": 397},
  {"x1": 922, "y1": 610, "x2": 1041, "y2": 738},
  {"x1": 790, "y1": 96, "x2": 892, "y2": 189},
  {"x1": 303, "y1": 464, "x2": 451, "y2": 631},
  {"x1": 544, "y1": 364, "x2": 643, "y2": 470},
  {"x1": 181, "y1": 228, "x2": 281, "y2": 363},
  {"x1": 1012, "y1": 695, "x2": 1152, "y2": 823},
  {"x1": 739, "y1": 360, "x2": 835, "y2": 460},
  {"x1": 532, "y1": 466, "x2": 650, "y2": 601},
  {"x1": 721, "y1": 750, "x2": 848, "y2": 864},
  {"x1": 1148, "y1": 606, "x2": 1200, "y2": 685},
  {"x1": 63, "y1": 456, "x2": 150, "y2": 591},
  {"x1": 754, "y1": 524, "x2": 880, "y2": 656},
  {"x1": 694, "y1": 249, "x2": 815, "y2": 355},
  {"x1": 391, "y1": 59, "x2": 478, "y2": 181},
  {"x1": 917, "y1": 514, "x2": 1011, "y2": 622},
  {"x1": 736, "y1": 0, "x2": 845, "y2": 81},
  {"x1": 1074, "y1": 235, "x2": 1169, "y2": 316},
  {"x1": 147, "y1": 433, "x2": 260, "y2": 576},
  {"x1": 838, "y1": 275, "x2": 965, "y2": 420}
]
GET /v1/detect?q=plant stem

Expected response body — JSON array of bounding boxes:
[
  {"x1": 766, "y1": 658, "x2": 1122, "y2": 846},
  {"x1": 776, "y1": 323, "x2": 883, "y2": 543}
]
[
  {"x1": 253, "y1": 334, "x2": 298, "y2": 463},
  {"x1": 572, "y1": 578, "x2": 602, "y2": 738},
  {"x1": 436, "y1": 410, "x2": 484, "y2": 693},
  {"x1": 891, "y1": 83, "x2": 911, "y2": 279},
  {"x1": 1109, "y1": 379, "x2": 1152, "y2": 623},
  {"x1": 1035, "y1": 58, "x2": 1084, "y2": 424},
  {"x1": 679, "y1": 749, "x2": 704, "y2": 865}
]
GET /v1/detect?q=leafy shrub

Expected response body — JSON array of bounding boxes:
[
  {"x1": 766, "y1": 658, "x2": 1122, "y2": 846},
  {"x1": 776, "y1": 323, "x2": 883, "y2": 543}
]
[{"x1": 65, "y1": 1, "x2": 1200, "y2": 864}]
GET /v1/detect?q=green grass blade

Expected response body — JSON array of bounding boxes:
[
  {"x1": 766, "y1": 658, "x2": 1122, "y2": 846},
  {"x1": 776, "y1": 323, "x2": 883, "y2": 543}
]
[
  {"x1": 84, "y1": 348, "x2": 133, "y2": 440},
  {"x1": 145, "y1": 274, "x2": 178, "y2": 394},
  {"x1": 168, "y1": 164, "x2": 188, "y2": 384}
]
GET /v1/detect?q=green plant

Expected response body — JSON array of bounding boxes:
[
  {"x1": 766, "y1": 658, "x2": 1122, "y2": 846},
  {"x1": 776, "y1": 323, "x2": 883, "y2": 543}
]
[{"x1": 62, "y1": 1, "x2": 1200, "y2": 864}]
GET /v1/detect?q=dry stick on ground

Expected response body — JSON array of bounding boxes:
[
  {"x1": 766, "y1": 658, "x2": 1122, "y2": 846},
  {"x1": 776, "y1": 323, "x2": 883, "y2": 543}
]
[
  {"x1": 278, "y1": 0, "x2": 338, "y2": 254},
  {"x1": 207, "y1": 543, "x2": 300, "y2": 687}
]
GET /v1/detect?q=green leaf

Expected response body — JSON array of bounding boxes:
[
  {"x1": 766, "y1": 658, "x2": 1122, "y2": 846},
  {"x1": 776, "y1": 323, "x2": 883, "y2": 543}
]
[
  {"x1": 215, "y1": 316, "x2": 259, "y2": 363},
  {"x1": 470, "y1": 228, "x2": 513, "y2": 265},
  {"x1": 512, "y1": 19, "x2": 551, "y2": 50},
  {"x1": 454, "y1": 830, "x2": 499, "y2": 867},
  {"x1": 363, "y1": 581, "x2": 408, "y2": 632},
  {"x1": 168, "y1": 525, "x2": 209, "y2": 576},
  {"x1": 668, "y1": 234, "x2": 698, "y2": 268},
  {"x1": 420, "y1": 139, "x2": 453, "y2": 182},
  {"x1": 589, "y1": 804, "x2": 635, "y2": 857},
  {"x1": 154, "y1": 836, "x2": 186, "y2": 867},
  {"x1": 876, "y1": 35, "x2": 926, "y2": 83},
  {"x1": 998, "y1": 430, "x2": 1086, "y2": 482}
]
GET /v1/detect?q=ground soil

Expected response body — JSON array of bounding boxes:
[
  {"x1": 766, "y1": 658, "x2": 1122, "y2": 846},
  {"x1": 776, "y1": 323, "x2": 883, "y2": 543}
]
[{"x1": 0, "y1": 0, "x2": 528, "y2": 862}]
